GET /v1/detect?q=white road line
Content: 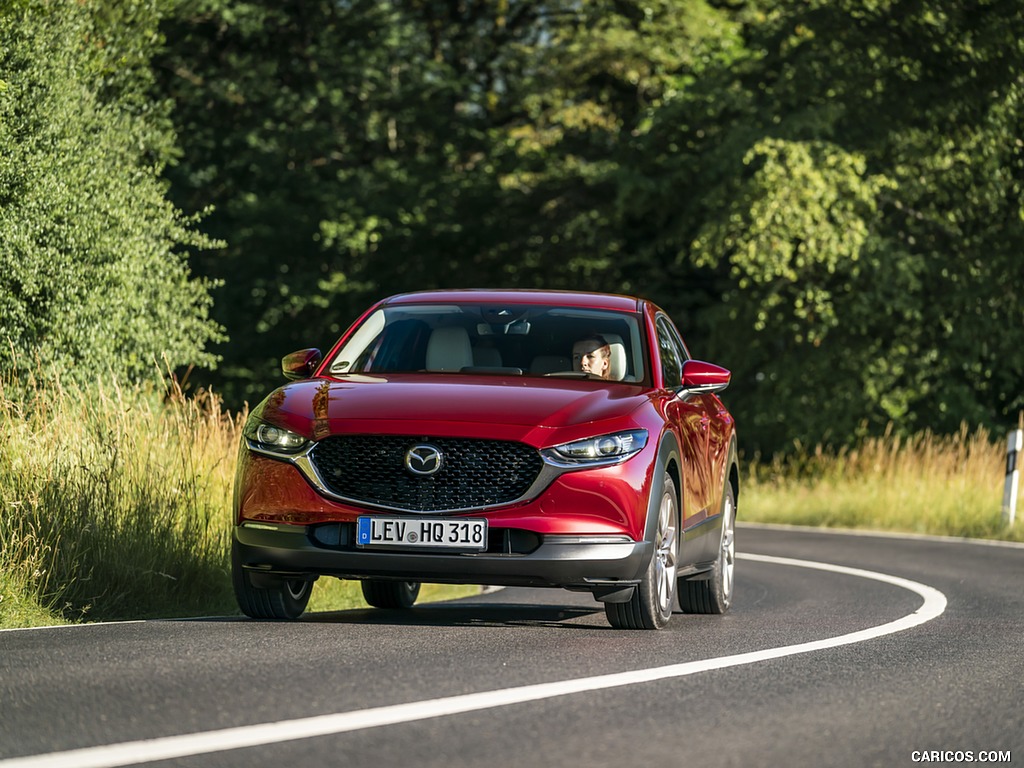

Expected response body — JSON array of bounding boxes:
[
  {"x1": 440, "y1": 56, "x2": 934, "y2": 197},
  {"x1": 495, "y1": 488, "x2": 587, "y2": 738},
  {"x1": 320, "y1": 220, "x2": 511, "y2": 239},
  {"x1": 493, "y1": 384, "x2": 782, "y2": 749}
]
[
  {"x1": 0, "y1": 554, "x2": 947, "y2": 768},
  {"x1": 0, "y1": 621, "x2": 147, "y2": 634},
  {"x1": 739, "y1": 521, "x2": 1024, "y2": 549}
]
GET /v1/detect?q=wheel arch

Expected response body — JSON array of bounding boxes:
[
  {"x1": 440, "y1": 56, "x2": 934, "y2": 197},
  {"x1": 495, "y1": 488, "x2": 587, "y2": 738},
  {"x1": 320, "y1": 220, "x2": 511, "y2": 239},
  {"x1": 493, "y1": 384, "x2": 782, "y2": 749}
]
[
  {"x1": 726, "y1": 432, "x2": 740, "y2": 515},
  {"x1": 642, "y1": 429, "x2": 683, "y2": 544}
]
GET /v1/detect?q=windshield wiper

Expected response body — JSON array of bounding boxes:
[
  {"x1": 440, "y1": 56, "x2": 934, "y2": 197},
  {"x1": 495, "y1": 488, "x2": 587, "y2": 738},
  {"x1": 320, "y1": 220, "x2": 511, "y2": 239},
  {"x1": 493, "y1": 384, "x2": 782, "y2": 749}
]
[{"x1": 543, "y1": 371, "x2": 604, "y2": 380}]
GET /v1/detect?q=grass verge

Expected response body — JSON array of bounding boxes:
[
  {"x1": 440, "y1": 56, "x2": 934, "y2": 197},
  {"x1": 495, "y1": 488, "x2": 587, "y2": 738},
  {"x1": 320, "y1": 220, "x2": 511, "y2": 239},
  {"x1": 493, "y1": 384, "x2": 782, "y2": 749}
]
[
  {"x1": 742, "y1": 423, "x2": 1024, "y2": 542},
  {"x1": 0, "y1": 374, "x2": 241, "y2": 628}
]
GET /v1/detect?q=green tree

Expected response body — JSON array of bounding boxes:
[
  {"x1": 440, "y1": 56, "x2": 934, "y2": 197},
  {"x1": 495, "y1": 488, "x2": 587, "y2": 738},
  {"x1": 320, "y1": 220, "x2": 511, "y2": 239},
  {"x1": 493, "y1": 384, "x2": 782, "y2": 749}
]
[
  {"x1": 622, "y1": 0, "x2": 1024, "y2": 452},
  {"x1": 0, "y1": 0, "x2": 222, "y2": 386}
]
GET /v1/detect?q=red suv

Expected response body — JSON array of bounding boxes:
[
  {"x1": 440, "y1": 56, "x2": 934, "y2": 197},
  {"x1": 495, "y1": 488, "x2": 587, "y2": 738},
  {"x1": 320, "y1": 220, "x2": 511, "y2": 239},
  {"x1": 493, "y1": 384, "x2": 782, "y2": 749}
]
[{"x1": 232, "y1": 290, "x2": 738, "y2": 629}]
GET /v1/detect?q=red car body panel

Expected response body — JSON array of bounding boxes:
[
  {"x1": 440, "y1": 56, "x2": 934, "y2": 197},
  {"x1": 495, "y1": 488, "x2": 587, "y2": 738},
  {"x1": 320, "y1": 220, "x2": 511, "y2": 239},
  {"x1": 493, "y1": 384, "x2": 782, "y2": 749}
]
[
  {"x1": 257, "y1": 376, "x2": 651, "y2": 433},
  {"x1": 376, "y1": 288, "x2": 643, "y2": 311}
]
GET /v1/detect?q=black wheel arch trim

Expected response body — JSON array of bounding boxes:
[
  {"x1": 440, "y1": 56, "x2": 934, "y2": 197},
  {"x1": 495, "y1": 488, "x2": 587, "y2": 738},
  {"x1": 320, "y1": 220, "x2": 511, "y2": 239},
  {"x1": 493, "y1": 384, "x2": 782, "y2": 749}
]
[
  {"x1": 642, "y1": 430, "x2": 683, "y2": 544},
  {"x1": 726, "y1": 431, "x2": 740, "y2": 514}
]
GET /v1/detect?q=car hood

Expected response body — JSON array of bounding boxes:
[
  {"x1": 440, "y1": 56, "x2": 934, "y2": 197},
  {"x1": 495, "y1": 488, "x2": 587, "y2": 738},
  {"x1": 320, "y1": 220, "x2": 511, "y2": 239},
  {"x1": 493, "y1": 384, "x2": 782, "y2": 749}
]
[{"x1": 253, "y1": 374, "x2": 649, "y2": 442}]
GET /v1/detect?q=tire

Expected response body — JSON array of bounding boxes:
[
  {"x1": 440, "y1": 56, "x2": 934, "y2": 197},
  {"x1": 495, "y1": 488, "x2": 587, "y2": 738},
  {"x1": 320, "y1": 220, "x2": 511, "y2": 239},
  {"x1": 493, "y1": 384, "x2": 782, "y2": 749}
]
[
  {"x1": 679, "y1": 481, "x2": 735, "y2": 614},
  {"x1": 231, "y1": 541, "x2": 312, "y2": 620},
  {"x1": 606, "y1": 473, "x2": 679, "y2": 630},
  {"x1": 361, "y1": 579, "x2": 421, "y2": 609}
]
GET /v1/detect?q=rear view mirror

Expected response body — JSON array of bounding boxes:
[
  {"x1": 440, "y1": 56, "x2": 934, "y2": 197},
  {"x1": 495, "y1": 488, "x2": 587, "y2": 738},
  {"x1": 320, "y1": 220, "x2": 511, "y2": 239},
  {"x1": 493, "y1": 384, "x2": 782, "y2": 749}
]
[
  {"x1": 476, "y1": 320, "x2": 531, "y2": 336},
  {"x1": 282, "y1": 348, "x2": 322, "y2": 380},
  {"x1": 679, "y1": 360, "x2": 730, "y2": 396}
]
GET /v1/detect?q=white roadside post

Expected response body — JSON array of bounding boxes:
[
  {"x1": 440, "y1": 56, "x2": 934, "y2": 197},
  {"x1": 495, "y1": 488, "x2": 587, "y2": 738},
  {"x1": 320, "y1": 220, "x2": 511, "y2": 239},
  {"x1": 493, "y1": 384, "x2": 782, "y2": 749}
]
[{"x1": 1003, "y1": 429, "x2": 1022, "y2": 527}]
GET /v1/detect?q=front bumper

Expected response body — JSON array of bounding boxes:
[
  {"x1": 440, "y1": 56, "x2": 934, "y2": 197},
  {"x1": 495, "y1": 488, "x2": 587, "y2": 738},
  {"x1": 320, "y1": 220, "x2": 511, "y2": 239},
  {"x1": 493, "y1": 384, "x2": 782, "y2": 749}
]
[{"x1": 234, "y1": 523, "x2": 651, "y2": 595}]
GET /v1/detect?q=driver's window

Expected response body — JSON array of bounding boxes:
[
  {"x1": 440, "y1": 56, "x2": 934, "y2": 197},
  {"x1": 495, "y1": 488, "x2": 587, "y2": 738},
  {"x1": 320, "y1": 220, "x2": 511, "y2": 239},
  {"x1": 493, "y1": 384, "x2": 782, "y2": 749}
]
[{"x1": 656, "y1": 317, "x2": 684, "y2": 388}]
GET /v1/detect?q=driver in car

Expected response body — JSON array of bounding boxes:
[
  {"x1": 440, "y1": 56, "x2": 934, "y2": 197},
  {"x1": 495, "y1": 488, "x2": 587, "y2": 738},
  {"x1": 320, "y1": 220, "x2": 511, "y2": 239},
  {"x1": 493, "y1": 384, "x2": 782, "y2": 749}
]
[{"x1": 572, "y1": 335, "x2": 611, "y2": 379}]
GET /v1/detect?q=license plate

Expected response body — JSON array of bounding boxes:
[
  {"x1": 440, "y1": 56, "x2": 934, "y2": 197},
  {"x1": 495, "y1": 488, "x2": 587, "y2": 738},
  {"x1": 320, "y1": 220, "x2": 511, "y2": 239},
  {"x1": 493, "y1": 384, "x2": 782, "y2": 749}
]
[{"x1": 356, "y1": 516, "x2": 487, "y2": 551}]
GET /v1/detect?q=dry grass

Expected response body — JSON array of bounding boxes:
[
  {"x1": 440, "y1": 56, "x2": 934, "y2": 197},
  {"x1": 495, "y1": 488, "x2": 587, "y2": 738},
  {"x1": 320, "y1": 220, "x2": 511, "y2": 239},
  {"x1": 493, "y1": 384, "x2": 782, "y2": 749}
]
[
  {"x1": 742, "y1": 423, "x2": 1024, "y2": 542},
  {"x1": 0, "y1": 373, "x2": 242, "y2": 625}
]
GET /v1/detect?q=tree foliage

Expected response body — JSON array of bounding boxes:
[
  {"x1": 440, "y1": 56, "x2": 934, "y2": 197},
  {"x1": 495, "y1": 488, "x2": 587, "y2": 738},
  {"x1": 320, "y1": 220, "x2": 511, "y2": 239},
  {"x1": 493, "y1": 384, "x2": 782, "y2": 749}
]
[
  {"x1": 5, "y1": 0, "x2": 1021, "y2": 454},
  {"x1": 621, "y1": 0, "x2": 1024, "y2": 450},
  {"x1": 0, "y1": 0, "x2": 222, "y2": 385}
]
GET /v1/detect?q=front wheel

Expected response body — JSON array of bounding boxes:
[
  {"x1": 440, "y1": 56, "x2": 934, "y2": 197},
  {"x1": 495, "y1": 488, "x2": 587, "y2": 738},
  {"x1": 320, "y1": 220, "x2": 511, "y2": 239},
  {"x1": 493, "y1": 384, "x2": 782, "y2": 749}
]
[
  {"x1": 232, "y1": 541, "x2": 312, "y2": 620},
  {"x1": 606, "y1": 473, "x2": 679, "y2": 630},
  {"x1": 361, "y1": 579, "x2": 421, "y2": 609},
  {"x1": 679, "y1": 482, "x2": 735, "y2": 614}
]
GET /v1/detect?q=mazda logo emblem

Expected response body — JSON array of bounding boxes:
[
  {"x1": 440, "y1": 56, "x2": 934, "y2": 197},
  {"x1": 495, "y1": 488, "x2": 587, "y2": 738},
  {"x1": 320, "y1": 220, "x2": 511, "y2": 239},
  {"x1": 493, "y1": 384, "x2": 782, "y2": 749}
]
[{"x1": 405, "y1": 444, "x2": 444, "y2": 476}]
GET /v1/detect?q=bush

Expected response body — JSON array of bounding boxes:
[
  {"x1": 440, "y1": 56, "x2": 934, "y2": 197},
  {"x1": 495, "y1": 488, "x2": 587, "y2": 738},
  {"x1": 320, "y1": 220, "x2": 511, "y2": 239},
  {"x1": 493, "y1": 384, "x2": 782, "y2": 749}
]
[{"x1": 0, "y1": 0, "x2": 223, "y2": 388}]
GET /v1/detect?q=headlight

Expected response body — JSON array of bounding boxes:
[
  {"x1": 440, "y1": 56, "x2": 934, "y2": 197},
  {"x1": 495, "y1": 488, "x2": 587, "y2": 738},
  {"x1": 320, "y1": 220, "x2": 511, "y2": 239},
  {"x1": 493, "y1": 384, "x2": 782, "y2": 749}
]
[
  {"x1": 244, "y1": 420, "x2": 308, "y2": 455},
  {"x1": 544, "y1": 429, "x2": 648, "y2": 466}
]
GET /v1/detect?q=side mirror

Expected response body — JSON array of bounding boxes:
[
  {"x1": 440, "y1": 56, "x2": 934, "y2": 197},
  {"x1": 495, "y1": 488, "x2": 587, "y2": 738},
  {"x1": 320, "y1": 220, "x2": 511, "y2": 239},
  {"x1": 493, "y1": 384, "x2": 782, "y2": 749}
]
[
  {"x1": 282, "y1": 348, "x2": 322, "y2": 381},
  {"x1": 679, "y1": 359, "x2": 730, "y2": 396}
]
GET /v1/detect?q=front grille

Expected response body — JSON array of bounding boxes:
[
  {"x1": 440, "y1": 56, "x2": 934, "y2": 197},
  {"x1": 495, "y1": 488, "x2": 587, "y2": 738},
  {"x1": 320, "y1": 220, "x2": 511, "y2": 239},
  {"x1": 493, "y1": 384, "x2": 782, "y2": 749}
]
[{"x1": 309, "y1": 436, "x2": 544, "y2": 512}]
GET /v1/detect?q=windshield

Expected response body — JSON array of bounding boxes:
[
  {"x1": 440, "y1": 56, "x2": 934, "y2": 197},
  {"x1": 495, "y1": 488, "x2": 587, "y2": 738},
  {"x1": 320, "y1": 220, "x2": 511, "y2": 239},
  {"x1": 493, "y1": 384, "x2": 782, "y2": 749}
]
[{"x1": 326, "y1": 303, "x2": 647, "y2": 383}]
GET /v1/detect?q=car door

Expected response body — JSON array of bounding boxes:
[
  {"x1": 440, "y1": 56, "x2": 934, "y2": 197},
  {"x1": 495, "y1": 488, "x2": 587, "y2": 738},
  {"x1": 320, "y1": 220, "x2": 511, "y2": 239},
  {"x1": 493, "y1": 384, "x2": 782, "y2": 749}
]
[{"x1": 656, "y1": 316, "x2": 717, "y2": 564}]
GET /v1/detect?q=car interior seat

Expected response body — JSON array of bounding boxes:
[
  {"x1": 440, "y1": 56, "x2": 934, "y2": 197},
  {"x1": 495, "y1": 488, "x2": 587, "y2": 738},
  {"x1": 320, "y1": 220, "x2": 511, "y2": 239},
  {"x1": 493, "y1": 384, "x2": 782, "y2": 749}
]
[
  {"x1": 426, "y1": 327, "x2": 474, "y2": 372},
  {"x1": 602, "y1": 334, "x2": 628, "y2": 381}
]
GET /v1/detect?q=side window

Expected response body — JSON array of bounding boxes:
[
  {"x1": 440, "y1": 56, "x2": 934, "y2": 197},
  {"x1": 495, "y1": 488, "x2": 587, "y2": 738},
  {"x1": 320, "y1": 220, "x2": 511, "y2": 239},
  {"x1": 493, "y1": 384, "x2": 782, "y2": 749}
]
[{"x1": 656, "y1": 317, "x2": 684, "y2": 388}]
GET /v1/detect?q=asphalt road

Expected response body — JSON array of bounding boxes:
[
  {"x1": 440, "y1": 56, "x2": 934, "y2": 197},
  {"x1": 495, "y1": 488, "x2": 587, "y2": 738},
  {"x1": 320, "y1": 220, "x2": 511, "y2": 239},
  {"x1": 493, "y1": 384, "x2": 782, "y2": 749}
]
[{"x1": 1, "y1": 525, "x2": 1022, "y2": 768}]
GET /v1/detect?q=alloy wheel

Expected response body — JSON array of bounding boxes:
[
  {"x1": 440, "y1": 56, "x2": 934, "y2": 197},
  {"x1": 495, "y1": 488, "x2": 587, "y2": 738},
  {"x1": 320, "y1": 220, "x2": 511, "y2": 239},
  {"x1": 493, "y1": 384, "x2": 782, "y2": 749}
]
[{"x1": 654, "y1": 486, "x2": 679, "y2": 614}]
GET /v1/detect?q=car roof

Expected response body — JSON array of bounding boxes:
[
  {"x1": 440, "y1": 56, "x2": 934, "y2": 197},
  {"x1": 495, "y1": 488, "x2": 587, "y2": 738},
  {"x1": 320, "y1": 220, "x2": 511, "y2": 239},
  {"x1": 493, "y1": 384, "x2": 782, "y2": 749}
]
[{"x1": 381, "y1": 289, "x2": 643, "y2": 313}]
